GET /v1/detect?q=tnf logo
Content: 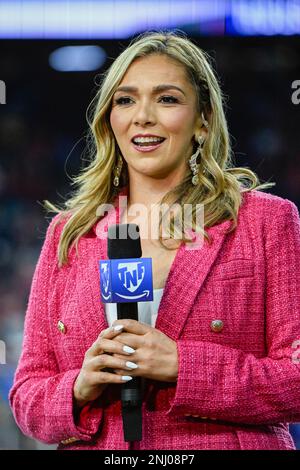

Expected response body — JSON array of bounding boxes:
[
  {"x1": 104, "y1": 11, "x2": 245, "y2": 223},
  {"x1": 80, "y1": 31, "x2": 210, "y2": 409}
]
[
  {"x1": 99, "y1": 258, "x2": 153, "y2": 303},
  {"x1": 117, "y1": 262, "x2": 145, "y2": 293}
]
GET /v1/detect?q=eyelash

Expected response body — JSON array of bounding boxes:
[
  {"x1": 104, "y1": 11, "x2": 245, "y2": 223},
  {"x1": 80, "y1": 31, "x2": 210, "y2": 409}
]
[{"x1": 114, "y1": 95, "x2": 179, "y2": 105}]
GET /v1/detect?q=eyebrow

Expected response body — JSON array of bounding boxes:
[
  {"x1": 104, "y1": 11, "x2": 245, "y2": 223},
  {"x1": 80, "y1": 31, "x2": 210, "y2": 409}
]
[{"x1": 114, "y1": 84, "x2": 186, "y2": 96}]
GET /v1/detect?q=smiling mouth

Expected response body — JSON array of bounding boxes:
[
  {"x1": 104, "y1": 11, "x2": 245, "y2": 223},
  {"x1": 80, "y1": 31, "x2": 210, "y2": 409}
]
[
  {"x1": 131, "y1": 137, "x2": 166, "y2": 147},
  {"x1": 131, "y1": 139, "x2": 166, "y2": 152}
]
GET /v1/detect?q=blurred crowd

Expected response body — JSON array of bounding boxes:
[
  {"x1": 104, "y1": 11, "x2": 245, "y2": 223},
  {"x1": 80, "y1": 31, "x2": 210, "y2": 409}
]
[{"x1": 0, "y1": 36, "x2": 300, "y2": 449}]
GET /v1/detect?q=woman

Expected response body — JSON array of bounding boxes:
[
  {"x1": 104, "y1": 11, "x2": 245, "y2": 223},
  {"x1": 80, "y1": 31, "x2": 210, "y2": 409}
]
[{"x1": 9, "y1": 31, "x2": 300, "y2": 450}]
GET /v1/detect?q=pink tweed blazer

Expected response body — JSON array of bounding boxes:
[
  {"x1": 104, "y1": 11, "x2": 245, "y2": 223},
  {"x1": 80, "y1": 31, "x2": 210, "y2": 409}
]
[{"x1": 9, "y1": 189, "x2": 300, "y2": 450}]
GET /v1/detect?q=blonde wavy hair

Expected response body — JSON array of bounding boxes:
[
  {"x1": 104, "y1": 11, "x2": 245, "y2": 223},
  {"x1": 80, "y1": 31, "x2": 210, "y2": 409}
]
[{"x1": 43, "y1": 30, "x2": 275, "y2": 268}]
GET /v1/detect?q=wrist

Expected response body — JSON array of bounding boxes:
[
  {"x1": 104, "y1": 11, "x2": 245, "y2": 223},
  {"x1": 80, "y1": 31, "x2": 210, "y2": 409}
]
[
  {"x1": 73, "y1": 387, "x2": 89, "y2": 409},
  {"x1": 75, "y1": 396, "x2": 89, "y2": 409}
]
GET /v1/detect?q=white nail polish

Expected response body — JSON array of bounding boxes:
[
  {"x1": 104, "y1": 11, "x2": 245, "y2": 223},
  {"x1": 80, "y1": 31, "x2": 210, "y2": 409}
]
[
  {"x1": 123, "y1": 345, "x2": 135, "y2": 354},
  {"x1": 122, "y1": 376, "x2": 133, "y2": 381},
  {"x1": 126, "y1": 361, "x2": 138, "y2": 369},
  {"x1": 113, "y1": 325, "x2": 124, "y2": 332}
]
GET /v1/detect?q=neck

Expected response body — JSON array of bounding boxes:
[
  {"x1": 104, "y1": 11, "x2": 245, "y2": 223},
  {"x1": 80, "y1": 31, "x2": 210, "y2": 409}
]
[
  {"x1": 126, "y1": 170, "x2": 182, "y2": 209},
  {"x1": 120, "y1": 172, "x2": 181, "y2": 242}
]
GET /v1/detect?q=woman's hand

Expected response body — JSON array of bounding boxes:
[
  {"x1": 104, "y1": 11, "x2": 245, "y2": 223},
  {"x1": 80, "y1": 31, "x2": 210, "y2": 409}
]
[
  {"x1": 73, "y1": 325, "x2": 140, "y2": 408},
  {"x1": 111, "y1": 319, "x2": 179, "y2": 383}
]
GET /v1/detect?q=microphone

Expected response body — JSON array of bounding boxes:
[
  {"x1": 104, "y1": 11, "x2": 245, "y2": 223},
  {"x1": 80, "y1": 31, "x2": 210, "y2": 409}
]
[{"x1": 101, "y1": 223, "x2": 153, "y2": 442}]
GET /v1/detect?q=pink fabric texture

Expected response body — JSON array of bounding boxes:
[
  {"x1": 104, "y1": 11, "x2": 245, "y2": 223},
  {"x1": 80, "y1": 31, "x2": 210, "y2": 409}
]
[{"x1": 9, "y1": 188, "x2": 300, "y2": 450}]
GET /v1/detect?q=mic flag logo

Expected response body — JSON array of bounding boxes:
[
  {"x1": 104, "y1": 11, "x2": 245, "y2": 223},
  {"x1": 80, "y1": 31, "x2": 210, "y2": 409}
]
[
  {"x1": 118, "y1": 261, "x2": 145, "y2": 293},
  {"x1": 99, "y1": 258, "x2": 153, "y2": 303},
  {"x1": 101, "y1": 261, "x2": 111, "y2": 301}
]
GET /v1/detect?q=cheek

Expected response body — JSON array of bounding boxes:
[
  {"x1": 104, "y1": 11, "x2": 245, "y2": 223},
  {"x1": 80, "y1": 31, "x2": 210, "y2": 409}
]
[
  {"x1": 161, "y1": 108, "x2": 195, "y2": 135},
  {"x1": 110, "y1": 110, "x2": 126, "y2": 137}
]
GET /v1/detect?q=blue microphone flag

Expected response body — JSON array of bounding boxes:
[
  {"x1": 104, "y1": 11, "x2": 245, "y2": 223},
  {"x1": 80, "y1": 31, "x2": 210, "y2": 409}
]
[{"x1": 100, "y1": 258, "x2": 153, "y2": 303}]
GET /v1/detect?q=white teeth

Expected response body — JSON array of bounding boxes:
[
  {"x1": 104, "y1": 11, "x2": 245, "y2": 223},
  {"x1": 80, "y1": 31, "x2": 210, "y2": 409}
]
[{"x1": 133, "y1": 136, "x2": 164, "y2": 144}]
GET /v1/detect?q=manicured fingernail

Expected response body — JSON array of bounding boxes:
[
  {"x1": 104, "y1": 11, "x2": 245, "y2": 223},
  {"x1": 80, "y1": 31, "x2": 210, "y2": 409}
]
[
  {"x1": 122, "y1": 376, "x2": 133, "y2": 381},
  {"x1": 113, "y1": 325, "x2": 124, "y2": 332},
  {"x1": 123, "y1": 345, "x2": 135, "y2": 354},
  {"x1": 126, "y1": 361, "x2": 138, "y2": 370}
]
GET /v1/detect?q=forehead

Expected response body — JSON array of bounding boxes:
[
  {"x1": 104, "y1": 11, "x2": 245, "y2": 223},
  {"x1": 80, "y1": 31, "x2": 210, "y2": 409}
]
[{"x1": 119, "y1": 54, "x2": 191, "y2": 88}]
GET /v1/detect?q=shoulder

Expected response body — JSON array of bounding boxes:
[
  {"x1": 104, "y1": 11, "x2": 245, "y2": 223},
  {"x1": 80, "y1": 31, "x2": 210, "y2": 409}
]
[
  {"x1": 39, "y1": 212, "x2": 72, "y2": 265},
  {"x1": 238, "y1": 190, "x2": 300, "y2": 246},
  {"x1": 239, "y1": 189, "x2": 299, "y2": 221},
  {"x1": 45, "y1": 212, "x2": 71, "y2": 240}
]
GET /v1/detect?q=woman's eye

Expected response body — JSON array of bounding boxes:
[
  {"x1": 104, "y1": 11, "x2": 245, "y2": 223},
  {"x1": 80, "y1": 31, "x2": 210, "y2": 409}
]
[
  {"x1": 114, "y1": 96, "x2": 133, "y2": 105},
  {"x1": 114, "y1": 95, "x2": 179, "y2": 105},
  {"x1": 159, "y1": 95, "x2": 179, "y2": 104}
]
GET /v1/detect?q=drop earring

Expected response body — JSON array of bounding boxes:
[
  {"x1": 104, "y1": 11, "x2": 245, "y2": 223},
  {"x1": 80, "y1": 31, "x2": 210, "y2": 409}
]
[
  {"x1": 189, "y1": 135, "x2": 205, "y2": 186},
  {"x1": 201, "y1": 112, "x2": 209, "y2": 129},
  {"x1": 113, "y1": 152, "x2": 123, "y2": 187}
]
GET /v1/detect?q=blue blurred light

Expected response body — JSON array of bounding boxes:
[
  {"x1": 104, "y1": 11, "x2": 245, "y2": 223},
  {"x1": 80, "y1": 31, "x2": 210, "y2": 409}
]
[
  {"x1": 0, "y1": 0, "x2": 299, "y2": 38},
  {"x1": 227, "y1": 0, "x2": 300, "y2": 36},
  {"x1": 0, "y1": 0, "x2": 224, "y2": 38},
  {"x1": 49, "y1": 45, "x2": 106, "y2": 72}
]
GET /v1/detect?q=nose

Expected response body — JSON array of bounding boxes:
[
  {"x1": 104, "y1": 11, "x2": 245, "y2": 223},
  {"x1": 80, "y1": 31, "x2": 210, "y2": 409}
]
[{"x1": 133, "y1": 99, "x2": 156, "y2": 126}]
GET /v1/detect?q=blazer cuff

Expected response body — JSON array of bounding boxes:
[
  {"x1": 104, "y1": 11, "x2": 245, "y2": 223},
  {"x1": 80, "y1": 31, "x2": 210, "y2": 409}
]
[
  {"x1": 166, "y1": 340, "x2": 207, "y2": 417},
  {"x1": 46, "y1": 369, "x2": 103, "y2": 443}
]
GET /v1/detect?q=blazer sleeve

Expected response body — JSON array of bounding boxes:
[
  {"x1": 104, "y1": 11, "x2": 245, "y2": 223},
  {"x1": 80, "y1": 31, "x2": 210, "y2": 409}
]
[
  {"x1": 167, "y1": 199, "x2": 300, "y2": 425},
  {"x1": 9, "y1": 214, "x2": 103, "y2": 445}
]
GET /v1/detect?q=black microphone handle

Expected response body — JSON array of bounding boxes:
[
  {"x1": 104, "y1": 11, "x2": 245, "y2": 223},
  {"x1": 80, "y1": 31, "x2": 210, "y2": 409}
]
[
  {"x1": 108, "y1": 224, "x2": 144, "y2": 441},
  {"x1": 117, "y1": 302, "x2": 142, "y2": 408},
  {"x1": 117, "y1": 301, "x2": 138, "y2": 321}
]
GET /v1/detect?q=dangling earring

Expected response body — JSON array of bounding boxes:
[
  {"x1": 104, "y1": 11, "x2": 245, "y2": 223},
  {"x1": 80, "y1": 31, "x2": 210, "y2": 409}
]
[
  {"x1": 113, "y1": 152, "x2": 123, "y2": 187},
  {"x1": 201, "y1": 112, "x2": 209, "y2": 129},
  {"x1": 189, "y1": 135, "x2": 205, "y2": 186}
]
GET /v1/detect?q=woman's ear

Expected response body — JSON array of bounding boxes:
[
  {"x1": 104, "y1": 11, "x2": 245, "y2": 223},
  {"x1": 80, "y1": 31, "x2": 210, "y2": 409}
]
[
  {"x1": 200, "y1": 112, "x2": 209, "y2": 140},
  {"x1": 194, "y1": 114, "x2": 208, "y2": 142}
]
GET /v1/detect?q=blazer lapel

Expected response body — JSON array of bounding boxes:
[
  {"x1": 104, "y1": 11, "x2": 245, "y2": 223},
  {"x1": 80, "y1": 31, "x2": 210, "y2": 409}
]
[
  {"x1": 75, "y1": 236, "x2": 108, "y2": 340},
  {"x1": 155, "y1": 220, "x2": 232, "y2": 340}
]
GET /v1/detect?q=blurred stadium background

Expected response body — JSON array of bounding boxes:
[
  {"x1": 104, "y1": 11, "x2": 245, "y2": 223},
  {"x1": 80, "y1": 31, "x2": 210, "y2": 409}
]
[{"x1": 0, "y1": 0, "x2": 300, "y2": 449}]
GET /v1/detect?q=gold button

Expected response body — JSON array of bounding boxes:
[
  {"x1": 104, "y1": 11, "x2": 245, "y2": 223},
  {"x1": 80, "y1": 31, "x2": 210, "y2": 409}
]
[
  {"x1": 184, "y1": 413, "x2": 191, "y2": 417},
  {"x1": 210, "y1": 319, "x2": 223, "y2": 332},
  {"x1": 200, "y1": 416, "x2": 208, "y2": 419},
  {"x1": 192, "y1": 414, "x2": 200, "y2": 417},
  {"x1": 61, "y1": 437, "x2": 79, "y2": 445},
  {"x1": 57, "y1": 320, "x2": 66, "y2": 334}
]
